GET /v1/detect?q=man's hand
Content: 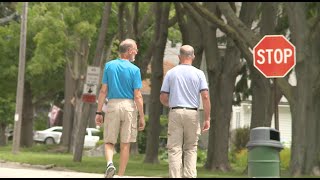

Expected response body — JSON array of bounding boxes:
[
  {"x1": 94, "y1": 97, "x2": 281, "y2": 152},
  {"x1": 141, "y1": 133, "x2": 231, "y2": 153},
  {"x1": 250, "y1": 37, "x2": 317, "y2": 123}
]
[
  {"x1": 95, "y1": 114, "x2": 103, "y2": 127},
  {"x1": 201, "y1": 120, "x2": 210, "y2": 133},
  {"x1": 138, "y1": 116, "x2": 145, "y2": 131}
]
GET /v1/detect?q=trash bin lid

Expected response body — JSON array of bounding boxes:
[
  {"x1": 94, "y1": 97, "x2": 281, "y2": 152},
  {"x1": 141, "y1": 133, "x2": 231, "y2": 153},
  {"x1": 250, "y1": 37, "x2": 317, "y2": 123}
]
[{"x1": 246, "y1": 127, "x2": 284, "y2": 149}]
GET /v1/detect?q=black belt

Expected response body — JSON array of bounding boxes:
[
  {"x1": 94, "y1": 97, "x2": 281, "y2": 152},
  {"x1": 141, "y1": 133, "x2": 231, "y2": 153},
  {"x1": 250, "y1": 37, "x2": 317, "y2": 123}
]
[{"x1": 171, "y1": 106, "x2": 198, "y2": 111}]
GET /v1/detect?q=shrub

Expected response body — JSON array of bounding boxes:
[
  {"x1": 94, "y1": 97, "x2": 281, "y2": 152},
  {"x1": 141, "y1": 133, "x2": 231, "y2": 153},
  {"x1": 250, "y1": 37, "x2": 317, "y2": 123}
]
[
  {"x1": 96, "y1": 140, "x2": 104, "y2": 147},
  {"x1": 137, "y1": 115, "x2": 169, "y2": 154},
  {"x1": 136, "y1": 115, "x2": 149, "y2": 154},
  {"x1": 233, "y1": 126, "x2": 250, "y2": 152},
  {"x1": 96, "y1": 126, "x2": 104, "y2": 140},
  {"x1": 197, "y1": 149, "x2": 207, "y2": 164},
  {"x1": 280, "y1": 147, "x2": 290, "y2": 170},
  {"x1": 235, "y1": 149, "x2": 248, "y2": 167},
  {"x1": 159, "y1": 147, "x2": 168, "y2": 162},
  {"x1": 158, "y1": 147, "x2": 207, "y2": 165},
  {"x1": 229, "y1": 149, "x2": 248, "y2": 169}
]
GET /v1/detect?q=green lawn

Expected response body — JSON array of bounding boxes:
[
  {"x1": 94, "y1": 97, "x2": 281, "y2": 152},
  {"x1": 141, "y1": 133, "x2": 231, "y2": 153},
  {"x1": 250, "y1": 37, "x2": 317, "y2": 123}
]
[
  {"x1": 2, "y1": 144, "x2": 319, "y2": 178},
  {"x1": 0, "y1": 144, "x2": 247, "y2": 178}
]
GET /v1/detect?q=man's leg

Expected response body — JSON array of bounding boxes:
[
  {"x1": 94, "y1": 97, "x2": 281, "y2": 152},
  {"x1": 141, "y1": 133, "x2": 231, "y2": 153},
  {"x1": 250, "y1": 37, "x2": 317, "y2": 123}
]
[
  {"x1": 118, "y1": 143, "x2": 130, "y2": 176},
  {"x1": 104, "y1": 143, "x2": 116, "y2": 178},
  {"x1": 105, "y1": 143, "x2": 115, "y2": 163},
  {"x1": 103, "y1": 100, "x2": 120, "y2": 178},
  {"x1": 183, "y1": 110, "x2": 200, "y2": 178},
  {"x1": 118, "y1": 100, "x2": 137, "y2": 176},
  {"x1": 167, "y1": 110, "x2": 183, "y2": 178}
]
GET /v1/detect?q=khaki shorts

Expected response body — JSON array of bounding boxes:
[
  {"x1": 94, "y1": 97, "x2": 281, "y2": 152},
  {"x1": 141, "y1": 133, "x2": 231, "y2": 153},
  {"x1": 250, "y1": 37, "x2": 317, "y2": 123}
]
[{"x1": 103, "y1": 99, "x2": 138, "y2": 144}]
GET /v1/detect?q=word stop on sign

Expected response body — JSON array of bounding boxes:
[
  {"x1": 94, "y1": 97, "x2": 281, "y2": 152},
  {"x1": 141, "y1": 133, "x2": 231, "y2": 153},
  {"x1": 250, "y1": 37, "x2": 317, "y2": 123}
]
[{"x1": 256, "y1": 48, "x2": 293, "y2": 64}]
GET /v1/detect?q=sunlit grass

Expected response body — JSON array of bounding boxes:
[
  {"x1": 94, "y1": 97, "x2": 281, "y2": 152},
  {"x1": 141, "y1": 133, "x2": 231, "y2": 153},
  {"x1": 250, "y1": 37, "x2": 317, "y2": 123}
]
[
  {"x1": 1, "y1": 144, "x2": 318, "y2": 178},
  {"x1": 0, "y1": 144, "x2": 247, "y2": 178}
]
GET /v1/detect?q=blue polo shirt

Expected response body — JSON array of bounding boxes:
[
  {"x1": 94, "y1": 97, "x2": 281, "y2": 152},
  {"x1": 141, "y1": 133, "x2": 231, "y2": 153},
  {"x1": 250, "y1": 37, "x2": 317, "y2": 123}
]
[{"x1": 102, "y1": 58, "x2": 142, "y2": 99}]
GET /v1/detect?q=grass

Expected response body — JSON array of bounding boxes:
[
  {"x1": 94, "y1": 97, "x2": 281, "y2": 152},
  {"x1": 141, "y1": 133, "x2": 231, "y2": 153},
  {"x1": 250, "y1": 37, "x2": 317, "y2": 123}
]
[
  {"x1": 1, "y1": 144, "x2": 319, "y2": 178},
  {"x1": 0, "y1": 144, "x2": 247, "y2": 178}
]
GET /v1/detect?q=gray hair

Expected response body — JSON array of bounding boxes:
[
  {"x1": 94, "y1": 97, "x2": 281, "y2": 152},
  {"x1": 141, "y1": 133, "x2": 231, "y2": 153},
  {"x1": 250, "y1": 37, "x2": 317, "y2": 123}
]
[{"x1": 119, "y1": 39, "x2": 136, "y2": 54}]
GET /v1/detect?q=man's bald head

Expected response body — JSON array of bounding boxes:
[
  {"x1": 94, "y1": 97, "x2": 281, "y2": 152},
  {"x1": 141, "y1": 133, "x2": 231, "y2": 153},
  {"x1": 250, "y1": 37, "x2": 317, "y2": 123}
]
[
  {"x1": 119, "y1": 39, "x2": 136, "y2": 54},
  {"x1": 179, "y1": 45, "x2": 195, "y2": 58}
]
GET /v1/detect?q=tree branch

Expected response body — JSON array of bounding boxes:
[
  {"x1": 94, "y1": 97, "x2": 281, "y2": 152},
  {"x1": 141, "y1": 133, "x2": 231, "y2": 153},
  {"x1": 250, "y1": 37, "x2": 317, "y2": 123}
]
[
  {"x1": 133, "y1": 2, "x2": 139, "y2": 38},
  {"x1": 184, "y1": 2, "x2": 295, "y2": 104},
  {"x1": 183, "y1": 2, "x2": 248, "y2": 49},
  {"x1": 216, "y1": 2, "x2": 261, "y2": 47},
  {"x1": 168, "y1": 15, "x2": 177, "y2": 27},
  {"x1": 118, "y1": 2, "x2": 126, "y2": 40},
  {"x1": 137, "y1": 3, "x2": 156, "y2": 38},
  {"x1": 0, "y1": 12, "x2": 18, "y2": 25},
  {"x1": 33, "y1": 90, "x2": 61, "y2": 107}
]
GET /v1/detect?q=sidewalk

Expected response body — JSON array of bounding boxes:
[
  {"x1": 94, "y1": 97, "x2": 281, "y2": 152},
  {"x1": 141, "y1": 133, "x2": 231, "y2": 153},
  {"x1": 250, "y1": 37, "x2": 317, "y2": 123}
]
[{"x1": 0, "y1": 161, "x2": 161, "y2": 178}]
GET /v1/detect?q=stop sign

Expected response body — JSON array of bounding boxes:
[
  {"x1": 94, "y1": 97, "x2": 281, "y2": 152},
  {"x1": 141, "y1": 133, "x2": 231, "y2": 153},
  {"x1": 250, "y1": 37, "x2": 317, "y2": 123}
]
[{"x1": 253, "y1": 35, "x2": 296, "y2": 78}]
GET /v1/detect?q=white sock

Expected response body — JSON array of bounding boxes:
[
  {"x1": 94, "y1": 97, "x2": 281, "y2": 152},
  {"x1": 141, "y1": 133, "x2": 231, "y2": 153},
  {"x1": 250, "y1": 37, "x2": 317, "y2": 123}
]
[{"x1": 107, "y1": 161, "x2": 113, "y2": 166}]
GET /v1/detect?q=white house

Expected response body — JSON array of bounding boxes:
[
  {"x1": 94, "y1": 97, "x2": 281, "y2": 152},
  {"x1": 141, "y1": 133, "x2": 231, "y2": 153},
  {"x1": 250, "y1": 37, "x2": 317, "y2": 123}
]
[{"x1": 230, "y1": 100, "x2": 292, "y2": 148}]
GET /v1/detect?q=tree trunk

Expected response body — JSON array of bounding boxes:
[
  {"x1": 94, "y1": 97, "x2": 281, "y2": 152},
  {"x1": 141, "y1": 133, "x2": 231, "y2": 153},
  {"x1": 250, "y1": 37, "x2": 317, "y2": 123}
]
[
  {"x1": 174, "y1": 2, "x2": 204, "y2": 69},
  {"x1": 73, "y1": 102, "x2": 91, "y2": 162},
  {"x1": 61, "y1": 64, "x2": 76, "y2": 151},
  {"x1": 130, "y1": 142, "x2": 139, "y2": 155},
  {"x1": 71, "y1": 38, "x2": 90, "y2": 159},
  {"x1": 203, "y1": 2, "x2": 257, "y2": 172},
  {"x1": 285, "y1": 2, "x2": 311, "y2": 176},
  {"x1": 92, "y1": 2, "x2": 112, "y2": 66},
  {"x1": 125, "y1": 4, "x2": 133, "y2": 38},
  {"x1": 309, "y1": 27, "x2": 320, "y2": 175},
  {"x1": 133, "y1": 3, "x2": 157, "y2": 80},
  {"x1": 144, "y1": 2, "x2": 170, "y2": 164},
  {"x1": 250, "y1": 2, "x2": 279, "y2": 128},
  {"x1": 20, "y1": 81, "x2": 33, "y2": 147},
  {"x1": 0, "y1": 123, "x2": 6, "y2": 146},
  {"x1": 202, "y1": 2, "x2": 230, "y2": 171},
  {"x1": 129, "y1": 2, "x2": 140, "y2": 155},
  {"x1": 298, "y1": 4, "x2": 320, "y2": 174},
  {"x1": 87, "y1": 2, "x2": 112, "y2": 129},
  {"x1": 118, "y1": 2, "x2": 126, "y2": 41}
]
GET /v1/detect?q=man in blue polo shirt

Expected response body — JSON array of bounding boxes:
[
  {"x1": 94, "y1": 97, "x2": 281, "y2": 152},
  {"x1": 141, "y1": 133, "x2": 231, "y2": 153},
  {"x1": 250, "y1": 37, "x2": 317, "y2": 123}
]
[
  {"x1": 95, "y1": 39, "x2": 145, "y2": 178},
  {"x1": 160, "y1": 45, "x2": 211, "y2": 178}
]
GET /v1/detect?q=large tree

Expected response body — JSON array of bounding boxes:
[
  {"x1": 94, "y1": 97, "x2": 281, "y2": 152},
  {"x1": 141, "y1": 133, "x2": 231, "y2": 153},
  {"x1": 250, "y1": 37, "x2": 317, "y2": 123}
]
[
  {"x1": 186, "y1": 2, "x2": 320, "y2": 176},
  {"x1": 144, "y1": 2, "x2": 171, "y2": 164}
]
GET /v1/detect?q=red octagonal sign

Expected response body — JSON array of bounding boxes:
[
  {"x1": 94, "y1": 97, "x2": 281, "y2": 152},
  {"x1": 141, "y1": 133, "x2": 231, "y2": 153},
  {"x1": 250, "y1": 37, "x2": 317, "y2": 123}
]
[{"x1": 253, "y1": 35, "x2": 296, "y2": 78}]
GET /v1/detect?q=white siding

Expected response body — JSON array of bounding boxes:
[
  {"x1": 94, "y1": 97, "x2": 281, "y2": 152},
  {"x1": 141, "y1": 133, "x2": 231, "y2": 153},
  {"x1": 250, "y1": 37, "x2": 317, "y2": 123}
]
[
  {"x1": 270, "y1": 105, "x2": 292, "y2": 147},
  {"x1": 230, "y1": 102, "x2": 292, "y2": 148}
]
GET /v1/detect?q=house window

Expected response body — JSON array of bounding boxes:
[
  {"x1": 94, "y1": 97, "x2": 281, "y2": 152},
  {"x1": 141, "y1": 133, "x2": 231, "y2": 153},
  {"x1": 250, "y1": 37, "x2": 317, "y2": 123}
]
[{"x1": 236, "y1": 112, "x2": 241, "y2": 128}]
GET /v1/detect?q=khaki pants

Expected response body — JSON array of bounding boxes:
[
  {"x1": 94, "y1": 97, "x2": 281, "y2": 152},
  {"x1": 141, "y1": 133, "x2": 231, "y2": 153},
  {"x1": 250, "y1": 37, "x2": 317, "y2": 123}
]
[
  {"x1": 167, "y1": 109, "x2": 201, "y2": 178},
  {"x1": 103, "y1": 99, "x2": 138, "y2": 144}
]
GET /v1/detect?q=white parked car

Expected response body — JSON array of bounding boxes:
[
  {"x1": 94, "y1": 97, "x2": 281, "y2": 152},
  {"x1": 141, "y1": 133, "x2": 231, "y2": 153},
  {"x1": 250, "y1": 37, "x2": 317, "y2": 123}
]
[{"x1": 33, "y1": 126, "x2": 100, "y2": 148}]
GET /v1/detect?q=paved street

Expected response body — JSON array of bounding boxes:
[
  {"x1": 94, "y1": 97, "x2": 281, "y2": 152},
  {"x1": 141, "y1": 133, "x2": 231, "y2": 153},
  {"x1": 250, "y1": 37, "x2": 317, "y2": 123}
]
[{"x1": 0, "y1": 162, "x2": 159, "y2": 178}]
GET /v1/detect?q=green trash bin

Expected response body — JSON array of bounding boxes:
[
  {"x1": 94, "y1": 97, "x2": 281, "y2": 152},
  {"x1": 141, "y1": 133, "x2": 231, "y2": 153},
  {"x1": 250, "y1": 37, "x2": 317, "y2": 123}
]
[{"x1": 246, "y1": 127, "x2": 284, "y2": 178}]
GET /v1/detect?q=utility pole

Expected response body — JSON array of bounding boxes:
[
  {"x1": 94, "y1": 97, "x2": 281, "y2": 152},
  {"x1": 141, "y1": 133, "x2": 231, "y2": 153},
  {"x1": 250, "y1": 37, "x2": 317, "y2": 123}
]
[{"x1": 12, "y1": 2, "x2": 28, "y2": 154}]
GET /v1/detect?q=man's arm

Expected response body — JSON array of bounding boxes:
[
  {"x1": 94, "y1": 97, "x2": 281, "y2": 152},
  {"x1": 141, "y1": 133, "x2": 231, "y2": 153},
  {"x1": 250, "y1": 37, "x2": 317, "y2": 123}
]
[
  {"x1": 97, "y1": 84, "x2": 108, "y2": 112},
  {"x1": 95, "y1": 84, "x2": 108, "y2": 126},
  {"x1": 201, "y1": 90, "x2": 210, "y2": 132},
  {"x1": 160, "y1": 93, "x2": 169, "y2": 107},
  {"x1": 134, "y1": 89, "x2": 145, "y2": 131}
]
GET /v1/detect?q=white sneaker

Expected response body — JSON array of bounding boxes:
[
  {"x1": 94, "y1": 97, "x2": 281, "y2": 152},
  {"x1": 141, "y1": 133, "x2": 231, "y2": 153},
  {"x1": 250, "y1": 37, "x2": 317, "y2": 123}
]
[{"x1": 104, "y1": 163, "x2": 116, "y2": 178}]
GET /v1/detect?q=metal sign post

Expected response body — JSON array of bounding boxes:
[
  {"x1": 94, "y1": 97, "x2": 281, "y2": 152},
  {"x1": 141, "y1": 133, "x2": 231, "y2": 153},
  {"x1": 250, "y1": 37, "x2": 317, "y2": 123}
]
[
  {"x1": 82, "y1": 66, "x2": 100, "y2": 103},
  {"x1": 253, "y1": 35, "x2": 296, "y2": 130}
]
